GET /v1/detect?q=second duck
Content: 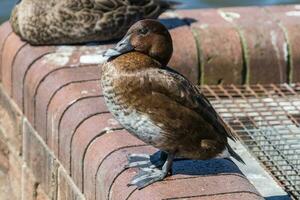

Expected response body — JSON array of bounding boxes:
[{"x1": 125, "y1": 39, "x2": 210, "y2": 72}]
[{"x1": 10, "y1": 0, "x2": 177, "y2": 45}]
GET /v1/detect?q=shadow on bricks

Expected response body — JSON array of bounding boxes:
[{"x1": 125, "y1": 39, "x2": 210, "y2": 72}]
[
  {"x1": 159, "y1": 17, "x2": 197, "y2": 30},
  {"x1": 146, "y1": 150, "x2": 242, "y2": 176}
]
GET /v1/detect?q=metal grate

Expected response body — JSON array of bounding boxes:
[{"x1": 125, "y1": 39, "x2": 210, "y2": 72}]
[{"x1": 200, "y1": 84, "x2": 300, "y2": 199}]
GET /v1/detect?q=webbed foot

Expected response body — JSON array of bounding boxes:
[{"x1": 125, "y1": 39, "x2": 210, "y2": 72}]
[
  {"x1": 128, "y1": 167, "x2": 169, "y2": 189},
  {"x1": 125, "y1": 151, "x2": 168, "y2": 169},
  {"x1": 127, "y1": 152, "x2": 174, "y2": 189}
]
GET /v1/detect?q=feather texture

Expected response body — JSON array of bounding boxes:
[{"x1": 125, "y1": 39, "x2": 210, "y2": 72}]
[{"x1": 10, "y1": 0, "x2": 176, "y2": 45}]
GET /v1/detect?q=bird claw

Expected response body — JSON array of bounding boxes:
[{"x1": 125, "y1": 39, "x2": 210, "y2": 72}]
[
  {"x1": 125, "y1": 151, "x2": 167, "y2": 169},
  {"x1": 125, "y1": 153, "x2": 154, "y2": 169},
  {"x1": 128, "y1": 167, "x2": 168, "y2": 189},
  {"x1": 126, "y1": 151, "x2": 173, "y2": 189}
]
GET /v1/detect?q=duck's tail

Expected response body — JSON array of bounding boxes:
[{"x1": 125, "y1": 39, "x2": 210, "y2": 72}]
[{"x1": 227, "y1": 144, "x2": 245, "y2": 164}]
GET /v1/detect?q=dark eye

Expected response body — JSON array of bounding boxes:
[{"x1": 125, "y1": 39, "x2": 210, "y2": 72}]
[{"x1": 139, "y1": 28, "x2": 148, "y2": 35}]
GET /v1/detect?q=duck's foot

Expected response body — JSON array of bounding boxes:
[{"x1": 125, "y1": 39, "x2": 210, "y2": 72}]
[
  {"x1": 128, "y1": 167, "x2": 168, "y2": 189},
  {"x1": 128, "y1": 152, "x2": 174, "y2": 189},
  {"x1": 125, "y1": 151, "x2": 168, "y2": 169}
]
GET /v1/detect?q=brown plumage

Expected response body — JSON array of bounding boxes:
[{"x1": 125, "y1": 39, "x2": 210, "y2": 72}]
[
  {"x1": 101, "y1": 19, "x2": 244, "y2": 189},
  {"x1": 10, "y1": 0, "x2": 177, "y2": 45}
]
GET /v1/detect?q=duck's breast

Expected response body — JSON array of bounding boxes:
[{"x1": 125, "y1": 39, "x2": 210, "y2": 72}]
[{"x1": 101, "y1": 62, "x2": 164, "y2": 146}]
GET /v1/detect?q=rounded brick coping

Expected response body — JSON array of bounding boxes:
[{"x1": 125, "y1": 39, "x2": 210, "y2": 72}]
[
  {"x1": 58, "y1": 96, "x2": 108, "y2": 166},
  {"x1": 34, "y1": 66, "x2": 101, "y2": 142},
  {"x1": 12, "y1": 44, "x2": 56, "y2": 108},
  {"x1": 47, "y1": 80, "x2": 103, "y2": 169},
  {"x1": 0, "y1": 22, "x2": 12, "y2": 79},
  {"x1": 71, "y1": 113, "x2": 123, "y2": 190}
]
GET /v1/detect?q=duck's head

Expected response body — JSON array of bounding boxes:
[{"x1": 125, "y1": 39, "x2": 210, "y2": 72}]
[{"x1": 105, "y1": 19, "x2": 173, "y2": 66}]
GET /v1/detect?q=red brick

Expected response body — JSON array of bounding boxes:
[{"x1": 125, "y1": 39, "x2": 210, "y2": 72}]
[
  {"x1": 12, "y1": 45, "x2": 55, "y2": 108},
  {"x1": 83, "y1": 130, "x2": 144, "y2": 200},
  {"x1": 71, "y1": 113, "x2": 122, "y2": 190},
  {"x1": 178, "y1": 193, "x2": 263, "y2": 200},
  {"x1": 23, "y1": 119, "x2": 58, "y2": 199},
  {"x1": 34, "y1": 65, "x2": 100, "y2": 142},
  {"x1": 178, "y1": 9, "x2": 227, "y2": 25},
  {"x1": 265, "y1": 5, "x2": 300, "y2": 82},
  {"x1": 0, "y1": 22, "x2": 13, "y2": 80},
  {"x1": 167, "y1": 22, "x2": 199, "y2": 84},
  {"x1": 24, "y1": 45, "x2": 109, "y2": 130},
  {"x1": 127, "y1": 174, "x2": 260, "y2": 200},
  {"x1": 43, "y1": 79, "x2": 101, "y2": 148},
  {"x1": 220, "y1": 7, "x2": 287, "y2": 84},
  {"x1": 110, "y1": 159, "x2": 258, "y2": 200},
  {"x1": 23, "y1": 50, "x2": 77, "y2": 123},
  {"x1": 97, "y1": 146, "x2": 155, "y2": 200},
  {"x1": 47, "y1": 80, "x2": 101, "y2": 171},
  {"x1": 109, "y1": 168, "x2": 138, "y2": 200},
  {"x1": 177, "y1": 9, "x2": 244, "y2": 85},
  {"x1": 1, "y1": 33, "x2": 26, "y2": 95},
  {"x1": 56, "y1": 95, "x2": 105, "y2": 164},
  {"x1": 0, "y1": 85, "x2": 23, "y2": 155},
  {"x1": 57, "y1": 166, "x2": 84, "y2": 200}
]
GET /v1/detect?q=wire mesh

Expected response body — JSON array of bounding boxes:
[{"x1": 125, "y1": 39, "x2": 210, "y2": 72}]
[{"x1": 200, "y1": 83, "x2": 300, "y2": 199}]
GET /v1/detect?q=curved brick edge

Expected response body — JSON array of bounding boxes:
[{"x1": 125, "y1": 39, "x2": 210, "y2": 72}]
[
  {"x1": 176, "y1": 9, "x2": 244, "y2": 85},
  {"x1": 48, "y1": 80, "x2": 102, "y2": 169},
  {"x1": 97, "y1": 145, "x2": 156, "y2": 200},
  {"x1": 23, "y1": 50, "x2": 84, "y2": 122},
  {"x1": 71, "y1": 113, "x2": 123, "y2": 190},
  {"x1": 1, "y1": 33, "x2": 26, "y2": 95},
  {"x1": 35, "y1": 66, "x2": 100, "y2": 143},
  {"x1": 264, "y1": 5, "x2": 300, "y2": 82},
  {"x1": 12, "y1": 45, "x2": 56, "y2": 108},
  {"x1": 160, "y1": 13, "x2": 199, "y2": 84},
  {"x1": 218, "y1": 7, "x2": 287, "y2": 84},
  {"x1": 83, "y1": 130, "x2": 145, "y2": 200},
  {"x1": 0, "y1": 22, "x2": 12, "y2": 80}
]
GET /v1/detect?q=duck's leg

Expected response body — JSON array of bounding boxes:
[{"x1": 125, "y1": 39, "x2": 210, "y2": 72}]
[
  {"x1": 125, "y1": 151, "x2": 168, "y2": 169},
  {"x1": 128, "y1": 153, "x2": 174, "y2": 189}
]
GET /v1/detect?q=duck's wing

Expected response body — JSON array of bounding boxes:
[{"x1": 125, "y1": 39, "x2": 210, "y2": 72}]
[
  {"x1": 92, "y1": 0, "x2": 177, "y2": 19},
  {"x1": 147, "y1": 67, "x2": 238, "y2": 141},
  {"x1": 69, "y1": 0, "x2": 174, "y2": 38}
]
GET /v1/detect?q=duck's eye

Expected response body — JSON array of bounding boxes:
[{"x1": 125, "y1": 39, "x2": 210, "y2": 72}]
[{"x1": 139, "y1": 28, "x2": 148, "y2": 35}]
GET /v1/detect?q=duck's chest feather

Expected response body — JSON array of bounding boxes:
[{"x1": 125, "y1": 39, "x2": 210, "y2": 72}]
[{"x1": 101, "y1": 54, "x2": 164, "y2": 145}]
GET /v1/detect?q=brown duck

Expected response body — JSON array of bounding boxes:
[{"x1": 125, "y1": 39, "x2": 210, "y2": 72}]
[
  {"x1": 10, "y1": 0, "x2": 177, "y2": 45},
  {"x1": 101, "y1": 19, "x2": 244, "y2": 189}
]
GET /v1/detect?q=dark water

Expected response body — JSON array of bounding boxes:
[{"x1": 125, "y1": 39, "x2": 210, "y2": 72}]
[{"x1": 1, "y1": 0, "x2": 300, "y2": 24}]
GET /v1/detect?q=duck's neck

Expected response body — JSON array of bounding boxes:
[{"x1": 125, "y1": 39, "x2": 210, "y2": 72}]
[{"x1": 111, "y1": 52, "x2": 162, "y2": 72}]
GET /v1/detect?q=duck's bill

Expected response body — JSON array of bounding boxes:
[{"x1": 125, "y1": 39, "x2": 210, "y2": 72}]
[{"x1": 104, "y1": 35, "x2": 134, "y2": 59}]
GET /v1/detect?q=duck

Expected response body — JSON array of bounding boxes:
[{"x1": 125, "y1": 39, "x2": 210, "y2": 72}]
[
  {"x1": 10, "y1": 0, "x2": 177, "y2": 45},
  {"x1": 101, "y1": 19, "x2": 244, "y2": 189}
]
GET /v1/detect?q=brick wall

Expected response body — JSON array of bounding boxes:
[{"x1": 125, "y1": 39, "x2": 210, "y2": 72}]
[{"x1": 1, "y1": 4, "x2": 298, "y2": 200}]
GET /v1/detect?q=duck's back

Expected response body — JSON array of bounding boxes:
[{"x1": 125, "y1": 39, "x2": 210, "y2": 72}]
[{"x1": 10, "y1": 0, "x2": 174, "y2": 45}]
